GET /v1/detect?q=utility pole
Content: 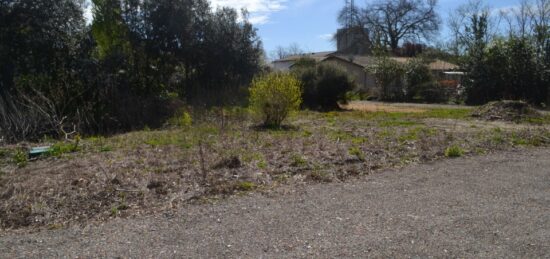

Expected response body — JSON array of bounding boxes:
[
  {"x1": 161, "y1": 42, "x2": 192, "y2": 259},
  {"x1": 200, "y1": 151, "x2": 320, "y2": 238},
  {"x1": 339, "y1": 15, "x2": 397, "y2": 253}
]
[
  {"x1": 344, "y1": 0, "x2": 357, "y2": 29},
  {"x1": 339, "y1": 0, "x2": 367, "y2": 54}
]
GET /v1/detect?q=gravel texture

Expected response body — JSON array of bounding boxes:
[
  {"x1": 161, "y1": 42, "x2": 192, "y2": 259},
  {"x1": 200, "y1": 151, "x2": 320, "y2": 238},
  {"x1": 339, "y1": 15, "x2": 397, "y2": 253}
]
[{"x1": 1, "y1": 148, "x2": 550, "y2": 258}]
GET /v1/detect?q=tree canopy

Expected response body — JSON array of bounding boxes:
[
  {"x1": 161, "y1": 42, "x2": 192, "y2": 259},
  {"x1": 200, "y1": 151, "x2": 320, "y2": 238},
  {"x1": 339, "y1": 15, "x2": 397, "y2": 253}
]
[{"x1": 0, "y1": 0, "x2": 263, "y2": 142}]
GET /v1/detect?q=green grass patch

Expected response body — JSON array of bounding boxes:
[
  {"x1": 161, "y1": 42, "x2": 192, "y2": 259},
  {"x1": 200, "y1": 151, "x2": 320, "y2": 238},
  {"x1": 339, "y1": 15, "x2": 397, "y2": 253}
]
[
  {"x1": 236, "y1": 181, "x2": 256, "y2": 191},
  {"x1": 344, "y1": 107, "x2": 471, "y2": 121},
  {"x1": 376, "y1": 129, "x2": 394, "y2": 139},
  {"x1": 144, "y1": 135, "x2": 179, "y2": 147},
  {"x1": 328, "y1": 130, "x2": 352, "y2": 141},
  {"x1": 421, "y1": 108, "x2": 471, "y2": 120},
  {"x1": 397, "y1": 127, "x2": 429, "y2": 143},
  {"x1": 491, "y1": 134, "x2": 506, "y2": 144},
  {"x1": 326, "y1": 129, "x2": 368, "y2": 145},
  {"x1": 379, "y1": 120, "x2": 420, "y2": 127},
  {"x1": 520, "y1": 114, "x2": 550, "y2": 125},
  {"x1": 0, "y1": 148, "x2": 8, "y2": 158},
  {"x1": 348, "y1": 146, "x2": 364, "y2": 160},
  {"x1": 302, "y1": 130, "x2": 313, "y2": 137},
  {"x1": 88, "y1": 136, "x2": 113, "y2": 152},
  {"x1": 138, "y1": 126, "x2": 218, "y2": 148},
  {"x1": 512, "y1": 135, "x2": 546, "y2": 146},
  {"x1": 13, "y1": 150, "x2": 28, "y2": 167},
  {"x1": 99, "y1": 146, "x2": 113, "y2": 152},
  {"x1": 445, "y1": 145, "x2": 464, "y2": 158},
  {"x1": 48, "y1": 141, "x2": 80, "y2": 157},
  {"x1": 257, "y1": 160, "x2": 267, "y2": 169},
  {"x1": 351, "y1": 136, "x2": 368, "y2": 145},
  {"x1": 291, "y1": 154, "x2": 307, "y2": 167}
]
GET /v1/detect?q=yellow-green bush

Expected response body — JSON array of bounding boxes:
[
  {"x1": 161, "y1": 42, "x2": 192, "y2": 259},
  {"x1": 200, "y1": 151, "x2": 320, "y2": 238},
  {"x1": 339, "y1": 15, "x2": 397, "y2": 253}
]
[
  {"x1": 249, "y1": 73, "x2": 302, "y2": 127},
  {"x1": 13, "y1": 149, "x2": 28, "y2": 168},
  {"x1": 168, "y1": 109, "x2": 192, "y2": 128}
]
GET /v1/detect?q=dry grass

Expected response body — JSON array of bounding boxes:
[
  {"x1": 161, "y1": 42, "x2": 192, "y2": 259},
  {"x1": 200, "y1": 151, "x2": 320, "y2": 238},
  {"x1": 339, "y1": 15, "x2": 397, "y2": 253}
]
[
  {"x1": 343, "y1": 102, "x2": 428, "y2": 113},
  {"x1": 1, "y1": 105, "x2": 549, "y2": 231}
]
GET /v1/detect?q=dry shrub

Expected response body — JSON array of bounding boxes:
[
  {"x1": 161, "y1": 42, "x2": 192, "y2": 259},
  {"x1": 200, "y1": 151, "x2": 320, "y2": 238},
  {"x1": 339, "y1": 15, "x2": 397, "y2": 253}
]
[{"x1": 0, "y1": 92, "x2": 63, "y2": 143}]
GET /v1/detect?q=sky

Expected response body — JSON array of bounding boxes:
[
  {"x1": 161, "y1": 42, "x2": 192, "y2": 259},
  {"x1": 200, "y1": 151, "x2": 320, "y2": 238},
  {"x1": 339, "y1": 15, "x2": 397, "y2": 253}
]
[
  {"x1": 208, "y1": 0, "x2": 525, "y2": 56},
  {"x1": 84, "y1": 0, "x2": 525, "y2": 56}
]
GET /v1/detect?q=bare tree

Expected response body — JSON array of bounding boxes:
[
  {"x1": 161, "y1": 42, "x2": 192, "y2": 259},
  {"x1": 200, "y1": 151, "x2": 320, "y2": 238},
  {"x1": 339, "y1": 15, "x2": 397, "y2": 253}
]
[
  {"x1": 498, "y1": 0, "x2": 549, "y2": 55},
  {"x1": 500, "y1": 0, "x2": 536, "y2": 38},
  {"x1": 518, "y1": 1, "x2": 535, "y2": 36},
  {"x1": 271, "y1": 43, "x2": 304, "y2": 60},
  {"x1": 532, "y1": 0, "x2": 550, "y2": 30},
  {"x1": 361, "y1": 0, "x2": 441, "y2": 52},
  {"x1": 531, "y1": 0, "x2": 550, "y2": 55},
  {"x1": 448, "y1": 0, "x2": 494, "y2": 56}
]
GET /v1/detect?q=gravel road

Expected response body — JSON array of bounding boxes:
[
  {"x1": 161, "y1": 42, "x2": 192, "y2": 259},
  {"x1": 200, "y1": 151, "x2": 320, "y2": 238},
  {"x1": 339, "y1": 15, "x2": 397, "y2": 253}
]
[{"x1": 1, "y1": 148, "x2": 550, "y2": 258}]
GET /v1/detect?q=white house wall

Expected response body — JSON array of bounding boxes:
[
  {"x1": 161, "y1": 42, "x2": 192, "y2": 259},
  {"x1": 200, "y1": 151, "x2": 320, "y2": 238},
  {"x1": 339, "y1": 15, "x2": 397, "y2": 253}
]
[{"x1": 272, "y1": 61, "x2": 294, "y2": 72}]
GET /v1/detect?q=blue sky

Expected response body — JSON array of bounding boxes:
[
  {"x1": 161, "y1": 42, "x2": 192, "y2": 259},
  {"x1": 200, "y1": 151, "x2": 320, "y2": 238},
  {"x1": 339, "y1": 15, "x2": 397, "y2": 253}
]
[{"x1": 209, "y1": 0, "x2": 524, "y2": 55}]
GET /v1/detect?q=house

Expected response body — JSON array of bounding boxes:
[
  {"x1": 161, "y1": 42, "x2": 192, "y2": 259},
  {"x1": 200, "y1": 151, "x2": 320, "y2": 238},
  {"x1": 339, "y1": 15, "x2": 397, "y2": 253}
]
[
  {"x1": 272, "y1": 26, "x2": 463, "y2": 96},
  {"x1": 272, "y1": 51, "x2": 336, "y2": 71},
  {"x1": 272, "y1": 52, "x2": 459, "y2": 97}
]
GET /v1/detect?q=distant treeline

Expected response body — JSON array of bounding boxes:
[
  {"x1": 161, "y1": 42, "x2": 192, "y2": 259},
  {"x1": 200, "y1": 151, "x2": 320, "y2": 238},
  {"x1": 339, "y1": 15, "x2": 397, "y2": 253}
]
[
  {"x1": 450, "y1": 0, "x2": 550, "y2": 105},
  {"x1": 0, "y1": 0, "x2": 263, "y2": 142}
]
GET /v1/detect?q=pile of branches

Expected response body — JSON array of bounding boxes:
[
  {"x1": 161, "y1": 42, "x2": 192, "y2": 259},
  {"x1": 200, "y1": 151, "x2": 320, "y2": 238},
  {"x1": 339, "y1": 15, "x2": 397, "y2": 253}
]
[
  {"x1": 471, "y1": 100, "x2": 543, "y2": 122},
  {"x1": 0, "y1": 91, "x2": 71, "y2": 144}
]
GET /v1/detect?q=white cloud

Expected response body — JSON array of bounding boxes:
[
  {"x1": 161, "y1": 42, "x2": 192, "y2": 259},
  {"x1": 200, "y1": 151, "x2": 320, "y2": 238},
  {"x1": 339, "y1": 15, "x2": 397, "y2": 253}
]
[
  {"x1": 209, "y1": 0, "x2": 287, "y2": 24},
  {"x1": 249, "y1": 15, "x2": 270, "y2": 25}
]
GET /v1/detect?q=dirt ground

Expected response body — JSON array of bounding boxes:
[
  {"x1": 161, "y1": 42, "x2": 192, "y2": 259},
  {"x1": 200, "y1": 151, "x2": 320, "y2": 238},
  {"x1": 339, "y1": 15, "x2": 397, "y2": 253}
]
[
  {"x1": 1, "y1": 148, "x2": 549, "y2": 258},
  {"x1": 342, "y1": 101, "x2": 473, "y2": 113},
  {"x1": 1, "y1": 104, "x2": 549, "y2": 232}
]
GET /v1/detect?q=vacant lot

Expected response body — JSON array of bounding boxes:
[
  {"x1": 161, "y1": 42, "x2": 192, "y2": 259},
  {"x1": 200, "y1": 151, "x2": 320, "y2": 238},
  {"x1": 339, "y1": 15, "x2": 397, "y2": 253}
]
[
  {"x1": 1, "y1": 148, "x2": 550, "y2": 258},
  {"x1": 1, "y1": 102, "x2": 550, "y2": 231}
]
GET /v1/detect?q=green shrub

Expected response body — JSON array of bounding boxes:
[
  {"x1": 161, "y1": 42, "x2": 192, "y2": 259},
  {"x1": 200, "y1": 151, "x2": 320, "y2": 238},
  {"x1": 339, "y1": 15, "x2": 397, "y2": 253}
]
[
  {"x1": 405, "y1": 58, "x2": 448, "y2": 103},
  {"x1": 445, "y1": 145, "x2": 464, "y2": 158},
  {"x1": 249, "y1": 73, "x2": 302, "y2": 127},
  {"x1": 168, "y1": 109, "x2": 192, "y2": 128},
  {"x1": 367, "y1": 57, "x2": 406, "y2": 101},
  {"x1": 293, "y1": 62, "x2": 355, "y2": 110}
]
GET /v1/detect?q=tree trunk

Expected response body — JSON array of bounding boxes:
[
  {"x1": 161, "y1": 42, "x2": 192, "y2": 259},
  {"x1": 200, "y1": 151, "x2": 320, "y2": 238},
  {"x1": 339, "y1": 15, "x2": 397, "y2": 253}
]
[{"x1": 390, "y1": 38, "x2": 399, "y2": 53}]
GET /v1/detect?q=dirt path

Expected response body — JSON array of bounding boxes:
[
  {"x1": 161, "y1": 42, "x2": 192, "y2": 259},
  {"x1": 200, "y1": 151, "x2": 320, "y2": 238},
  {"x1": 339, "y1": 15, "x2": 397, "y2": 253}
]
[
  {"x1": 344, "y1": 101, "x2": 474, "y2": 113},
  {"x1": 1, "y1": 148, "x2": 550, "y2": 258},
  {"x1": 345, "y1": 100, "x2": 550, "y2": 116}
]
